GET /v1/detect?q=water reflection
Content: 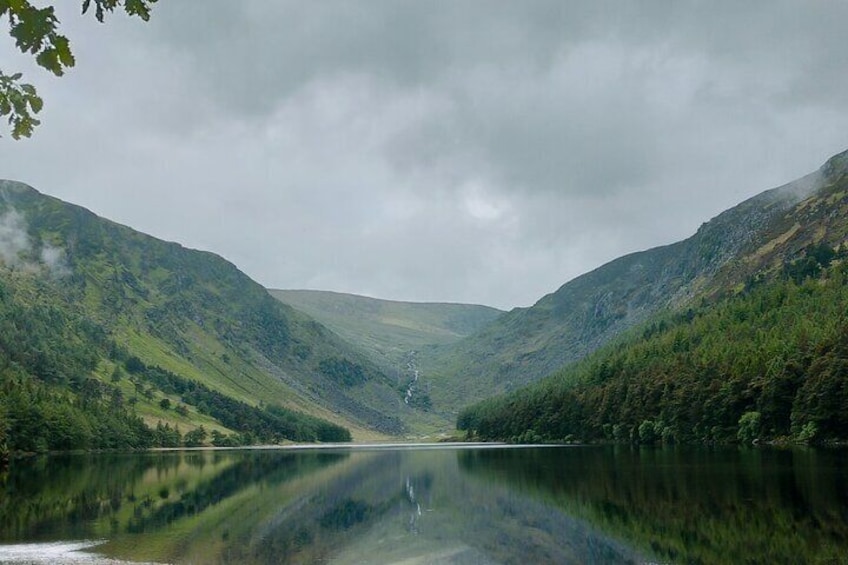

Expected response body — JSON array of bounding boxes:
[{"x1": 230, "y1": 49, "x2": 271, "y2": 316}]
[
  {"x1": 458, "y1": 446, "x2": 848, "y2": 564},
  {"x1": 1, "y1": 446, "x2": 846, "y2": 564}
]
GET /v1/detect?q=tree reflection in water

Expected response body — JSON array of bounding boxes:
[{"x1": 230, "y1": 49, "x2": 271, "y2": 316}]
[{"x1": 3, "y1": 446, "x2": 843, "y2": 564}]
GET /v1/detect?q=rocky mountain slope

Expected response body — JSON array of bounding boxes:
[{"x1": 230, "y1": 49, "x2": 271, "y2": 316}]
[
  {"x1": 458, "y1": 221, "x2": 848, "y2": 445},
  {"x1": 428, "y1": 149, "x2": 848, "y2": 416}
]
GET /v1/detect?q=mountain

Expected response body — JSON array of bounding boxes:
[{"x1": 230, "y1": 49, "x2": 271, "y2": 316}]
[
  {"x1": 458, "y1": 249, "x2": 848, "y2": 445},
  {"x1": 425, "y1": 149, "x2": 848, "y2": 416},
  {"x1": 458, "y1": 148, "x2": 848, "y2": 443},
  {"x1": 0, "y1": 180, "x2": 416, "y2": 451},
  {"x1": 269, "y1": 289, "x2": 502, "y2": 368},
  {"x1": 4, "y1": 147, "x2": 845, "y2": 450},
  {"x1": 269, "y1": 289, "x2": 502, "y2": 431},
  {"x1": 456, "y1": 148, "x2": 848, "y2": 443}
]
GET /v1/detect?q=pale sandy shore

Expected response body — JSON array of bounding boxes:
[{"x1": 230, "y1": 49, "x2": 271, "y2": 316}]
[{"x1": 0, "y1": 541, "x2": 147, "y2": 564}]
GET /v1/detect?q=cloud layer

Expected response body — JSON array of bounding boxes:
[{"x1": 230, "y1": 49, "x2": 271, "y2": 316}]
[{"x1": 2, "y1": 1, "x2": 847, "y2": 308}]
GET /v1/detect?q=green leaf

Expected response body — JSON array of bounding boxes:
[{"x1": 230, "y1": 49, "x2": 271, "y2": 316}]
[
  {"x1": 7, "y1": 0, "x2": 29, "y2": 12},
  {"x1": 12, "y1": 113, "x2": 38, "y2": 139},
  {"x1": 3, "y1": 0, "x2": 156, "y2": 139},
  {"x1": 10, "y1": 5, "x2": 58, "y2": 54},
  {"x1": 28, "y1": 93, "x2": 42, "y2": 114},
  {"x1": 124, "y1": 0, "x2": 152, "y2": 21},
  {"x1": 54, "y1": 35, "x2": 75, "y2": 68},
  {"x1": 8, "y1": 90, "x2": 26, "y2": 114},
  {"x1": 36, "y1": 49, "x2": 63, "y2": 76}
]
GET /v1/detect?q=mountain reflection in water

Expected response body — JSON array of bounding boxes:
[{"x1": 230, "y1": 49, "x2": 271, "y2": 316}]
[{"x1": 1, "y1": 445, "x2": 846, "y2": 564}]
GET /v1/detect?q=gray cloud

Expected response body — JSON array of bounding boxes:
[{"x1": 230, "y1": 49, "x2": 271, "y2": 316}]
[
  {"x1": 0, "y1": 209, "x2": 69, "y2": 277},
  {"x1": 0, "y1": 210, "x2": 32, "y2": 270},
  {"x1": 1, "y1": 1, "x2": 847, "y2": 308}
]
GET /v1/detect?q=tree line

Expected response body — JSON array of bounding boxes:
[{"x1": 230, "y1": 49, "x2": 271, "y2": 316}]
[{"x1": 124, "y1": 356, "x2": 351, "y2": 443}]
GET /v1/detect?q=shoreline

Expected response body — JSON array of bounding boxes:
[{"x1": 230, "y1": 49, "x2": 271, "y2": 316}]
[
  {"x1": 5, "y1": 441, "x2": 576, "y2": 460},
  {"x1": 8, "y1": 439, "x2": 848, "y2": 460}
]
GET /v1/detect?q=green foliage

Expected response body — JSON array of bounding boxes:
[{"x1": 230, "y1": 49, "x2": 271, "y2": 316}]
[
  {"x1": 82, "y1": 0, "x2": 157, "y2": 23},
  {"x1": 0, "y1": 70, "x2": 42, "y2": 138},
  {"x1": 120, "y1": 356, "x2": 352, "y2": 443},
  {"x1": 2, "y1": 373, "x2": 154, "y2": 451},
  {"x1": 1, "y1": 2, "x2": 73, "y2": 76},
  {"x1": 782, "y1": 243, "x2": 837, "y2": 283},
  {"x1": 737, "y1": 411, "x2": 761, "y2": 444},
  {"x1": 154, "y1": 421, "x2": 181, "y2": 447},
  {"x1": 638, "y1": 420, "x2": 657, "y2": 445},
  {"x1": 210, "y1": 429, "x2": 246, "y2": 447},
  {"x1": 458, "y1": 262, "x2": 848, "y2": 445},
  {"x1": 183, "y1": 425, "x2": 207, "y2": 447},
  {"x1": 124, "y1": 356, "x2": 146, "y2": 374},
  {"x1": 0, "y1": 0, "x2": 156, "y2": 138},
  {"x1": 319, "y1": 357, "x2": 367, "y2": 387},
  {"x1": 795, "y1": 421, "x2": 818, "y2": 443}
]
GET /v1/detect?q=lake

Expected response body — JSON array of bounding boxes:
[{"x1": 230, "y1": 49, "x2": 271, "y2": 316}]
[{"x1": 1, "y1": 444, "x2": 846, "y2": 564}]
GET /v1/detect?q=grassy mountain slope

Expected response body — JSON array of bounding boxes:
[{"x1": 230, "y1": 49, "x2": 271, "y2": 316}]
[
  {"x1": 0, "y1": 181, "x2": 412, "y2": 449},
  {"x1": 269, "y1": 289, "x2": 502, "y2": 368},
  {"x1": 428, "y1": 149, "x2": 848, "y2": 416},
  {"x1": 269, "y1": 290, "x2": 502, "y2": 433}
]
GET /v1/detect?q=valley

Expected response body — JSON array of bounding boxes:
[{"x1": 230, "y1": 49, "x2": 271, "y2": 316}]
[
  {"x1": 3, "y1": 5, "x2": 847, "y2": 562},
  {"x1": 1, "y1": 148, "x2": 848, "y2": 449}
]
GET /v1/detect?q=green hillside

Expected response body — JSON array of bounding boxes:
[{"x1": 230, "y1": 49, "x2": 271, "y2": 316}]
[
  {"x1": 5, "y1": 145, "x2": 847, "y2": 451},
  {"x1": 458, "y1": 256, "x2": 848, "y2": 444},
  {"x1": 457, "y1": 150, "x2": 848, "y2": 444},
  {"x1": 0, "y1": 181, "x2": 414, "y2": 453},
  {"x1": 270, "y1": 289, "x2": 502, "y2": 431},
  {"x1": 428, "y1": 149, "x2": 848, "y2": 417},
  {"x1": 269, "y1": 289, "x2": 502, "y2": 368}
]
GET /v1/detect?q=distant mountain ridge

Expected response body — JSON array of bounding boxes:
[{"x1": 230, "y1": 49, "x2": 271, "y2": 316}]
[
  {"x1": 270, "y1": 289, "x2": 503, "y2": 368},
  {"x1": 427, "y1": 149, "x2": 848, "y2": 415},
  {"x1": 270, "y1": 289, "x2": 503, "y2": 431}
]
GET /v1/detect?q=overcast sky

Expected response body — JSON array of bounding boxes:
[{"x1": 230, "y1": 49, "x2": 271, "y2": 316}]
[{"x1": 2, "y1": 1, "x2": 847, "y2": 310}]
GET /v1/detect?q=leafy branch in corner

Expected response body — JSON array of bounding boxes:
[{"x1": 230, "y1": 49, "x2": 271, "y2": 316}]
[{"x1": 0, "y1": 0, "x2": 157, "y2": 139}]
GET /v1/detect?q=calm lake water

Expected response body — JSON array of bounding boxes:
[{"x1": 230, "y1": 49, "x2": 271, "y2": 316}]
[{"x1": 1, "y1": 444, "x2": 847, "y2": 564}]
